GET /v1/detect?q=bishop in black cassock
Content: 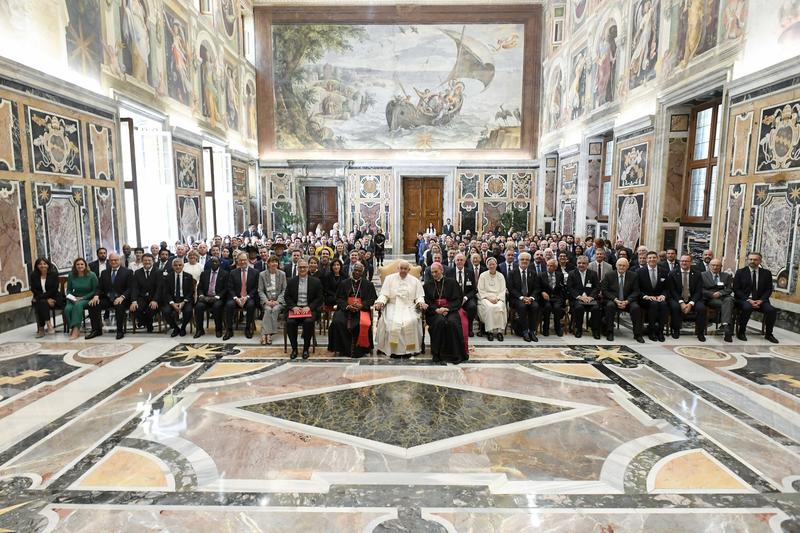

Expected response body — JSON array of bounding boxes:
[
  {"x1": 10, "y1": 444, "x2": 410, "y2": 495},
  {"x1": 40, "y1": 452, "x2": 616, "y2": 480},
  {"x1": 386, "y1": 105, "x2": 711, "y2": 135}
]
[
  {"x1": 328, "y1": 263, "x2": 377, "y2": 358},
  {"x1": 423, "y1": 262, "x2": 468, "y2": 364}
]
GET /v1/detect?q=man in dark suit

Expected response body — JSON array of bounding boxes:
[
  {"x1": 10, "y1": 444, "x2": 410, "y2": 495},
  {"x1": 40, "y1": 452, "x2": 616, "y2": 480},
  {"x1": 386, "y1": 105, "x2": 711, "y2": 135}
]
[
  {"x1": 130, "y1": 253, "x2": 160, "y2": 333},
  {"x1": 285, "y1": 259, "x2": 324, "y2": 359},
  {"x1": 283, "y1": 249, "x2": 303, "y2": 279},
  {"x1": 733, "y1": 252, "x2": 778, "y2": 343},
  {"x1": 87, "y1": 252, "x2": 132, "y2": 339},
  {"x1": 224, "y1": 251, "x2": 259, "y2": 340},
  {"x1": 155, "y1": 248, "x2": 173, "y2": 274},
  {"x1": 601, "y1": 258, "x2": 644, "y2": 343},
  {"x1": 442, "y1": 218, "x2": 455, "y2": 236},
  {"x1": 160, "y1": 258, "x2": 195, "y2": 337},
  {"x1": 567, "y1": 255, "x2": 601, "y2": 338},
  {"x1": 195, "y1": 257, "x2": 229, "y2": 338},
  {"x1": 498, "y1": 249, "x2": 517, "y2": 279},
  {"x1": 637, "y1": 251, "x2": 669, "y2": 342},
  {"x1": 538, "y1": 259, "x2": 566, "y2": 336},
  {"x1": 693, "y1": 249, "x2": 714, "y2": 273},
  {"x1": 508, "y1": 252, "x2": 539, "y2": 342},
  {"x1": 446, "y1": 253, "x2": 477, "y2": 337},
  {"x1": 659, "y1": 248, "x2": 679, "y2": 273},
  {"x1": 88, "y1": 247, "x2": 109, "y2": 278},
  {"x1": 703, "y1": 258, "x2": 734, "y2": 342},
  {"x1": 667, "y1": 254, "x2": 707, "y2": 341},
  {"x1": 253, "y1": 247, "x2": 271, "y2": 273}
]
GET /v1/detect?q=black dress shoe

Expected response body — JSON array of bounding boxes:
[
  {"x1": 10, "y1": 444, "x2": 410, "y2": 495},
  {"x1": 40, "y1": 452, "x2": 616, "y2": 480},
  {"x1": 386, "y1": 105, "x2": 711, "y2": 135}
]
[
  {"x1": 671, "y1": 330, "x2": 680, "y2": 339},
  {"x1": 648, "y1": 334, "x2": 657, "y2": 342},
  {"x1": 607, "y1": 333, "x2": 614, "y2": 342},
  {"x1": 541, "y1": 330, "x2": 550, "y2": 337},
  {"x1": 223, "y1": 330, "x2": 233, "y2": 341},
  {"x1": 468, "y1": 330, "x2": 474, "y2": 337},
  {"x1": 522, "y1": 332, "x2": 531, "y2": 342},
  {"x1": 593, "y1": 332, "x2": 601, "y2": 340},
  {"x1": 497, "y1": 333, "x2": 504, "y2": 341},
  {"x1": 85, "y1": 330, "x2": 102, "y2": 340},
  {"x1": 737, "y1": 332, "x2": 748, "y2": 341},
  {"x1": 146, "y1": 325, "x2": 154, "y2": 333},
  {"x1": 115, "y1": 331, "x2": 124, "y2": 340},
  {"x1": 179, "y1": 328, "x2": 186, "y2": 337},
  {"x1": 215, "y1": 330, "x2": 223, "y2": 338},
  {"x1": 635, "y1": 335, "x2": 645, "y2": 343},
  {"x1": 193, "y1": 329, "x2": 204, "y2": 339},
  {"x1": 658, "y1": 334, "x2": 665, "y2": 342},
  {"x1": 530, "y1": 333, "x2": 538, "y2": 342},
  {"x1": 302, "y1": 350, "x2": 310, "y2": 359},
  {"x1": 170, "y1": 329, "x2": 179, "y2": 337},
  {"x1": 724, "y1": 332, "x2": 733, "y2": 343},
  {"x1": 556, "y1": 329, "x2": 563, "y2": 337},
  {"x1": 765, "y1": 334, "x2": 779, "y2": 344},
  {"x1": 575, "y1": 330, "x2": 582, "y2": 338},
  {"x1": 487, "y1": 332, "x2": 494, "y2": 341},
  {"x1": 697, "y1": 334, "x2": 706, "y2": 342},
  {"x1": 290, "y1": 350, "x2": 298, "y2": 360},
  {"x1": 245, "y1": 328, "x2": 253, "y2": 339}
]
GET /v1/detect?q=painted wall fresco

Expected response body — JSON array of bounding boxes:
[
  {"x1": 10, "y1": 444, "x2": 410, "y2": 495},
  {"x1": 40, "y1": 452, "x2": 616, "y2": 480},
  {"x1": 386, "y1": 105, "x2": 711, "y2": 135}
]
[
  {"x1": 618, "y1": 142, "x2": 648, "y2": 188},
  {"x1": 662, "y1": 0, "x2": 720, "y2": 78},
  {"x1": 628, "y1": 0, "x2": 660, "y2": 89},
  {"x1": 455, "y1": 169, "x2": 536, "y2": 233},
  {"x1": 616, "y1": 192, "x2": 645, "y2": 249},
  {"x1": 172, "y1": 142, "x2": 204, "y2": 243},
  {"x1": 271, "y1": 23, "x2": 526, "y2": 151},
  {"x1": 611, "y1": 130, "x2": 653, "y2": 248}
]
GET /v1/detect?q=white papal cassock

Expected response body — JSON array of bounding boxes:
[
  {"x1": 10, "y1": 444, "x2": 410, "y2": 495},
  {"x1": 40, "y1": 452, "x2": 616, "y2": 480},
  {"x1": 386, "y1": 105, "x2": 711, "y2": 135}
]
[
  {"x1": 477, "y1": 270, "x2": 507, "y2": 333},
  {"x1": 376, "y1": 272, "x2": 425, "y2": 355}
]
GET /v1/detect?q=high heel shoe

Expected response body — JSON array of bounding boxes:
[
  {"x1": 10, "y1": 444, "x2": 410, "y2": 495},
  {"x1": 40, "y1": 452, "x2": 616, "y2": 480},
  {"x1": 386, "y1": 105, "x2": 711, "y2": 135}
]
[
  {"x1": 46, "y1": 321, "x2": 55, "y2": 334},
  {"x1": 260, "y1": 335, "x2": 267, "y2": 345},
  {"x1": 35, "y1": 328, "x2": 45, "y2": 338},
  {"x1": 266, "y1": 335, "x2": 272, "y2": 345}
]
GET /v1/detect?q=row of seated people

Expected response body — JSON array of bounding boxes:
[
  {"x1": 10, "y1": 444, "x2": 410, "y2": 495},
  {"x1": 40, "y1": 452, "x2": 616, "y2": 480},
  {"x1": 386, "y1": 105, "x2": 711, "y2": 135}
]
[{"x1": 433, "y1": 250, "x2": 779, "y2": 344}]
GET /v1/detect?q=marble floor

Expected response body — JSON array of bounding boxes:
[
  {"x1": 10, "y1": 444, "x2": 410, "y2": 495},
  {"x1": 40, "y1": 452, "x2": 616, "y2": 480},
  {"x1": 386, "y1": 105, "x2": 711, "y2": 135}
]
[{"x1": 0, "y1": 320, "x2": 799, "y2": 532}]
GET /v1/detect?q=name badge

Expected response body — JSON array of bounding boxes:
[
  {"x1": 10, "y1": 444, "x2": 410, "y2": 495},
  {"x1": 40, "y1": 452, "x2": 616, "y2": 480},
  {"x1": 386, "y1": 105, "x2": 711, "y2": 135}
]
[
  {"x1": 465, "y1": 280, "x2": 472, "y2": 286},
  {"x1": 585, "y1": 282, "x2": 592, "y2": 288},
  {"x1": 717, "y1": 281, "x2": 724, "y2": 286},
  {"x1": 659, "y1": 278, "x2": 665, "y2": 282}
]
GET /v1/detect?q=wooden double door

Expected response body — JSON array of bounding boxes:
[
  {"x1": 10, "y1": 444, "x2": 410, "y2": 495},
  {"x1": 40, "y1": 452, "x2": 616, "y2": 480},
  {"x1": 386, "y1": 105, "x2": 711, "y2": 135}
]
[
  {"x1": 402, "y1": 177, "x2": 443, "y2": 253},
  {"x1": 305, "y1": 187, "x2": 338, "y2": 233}
]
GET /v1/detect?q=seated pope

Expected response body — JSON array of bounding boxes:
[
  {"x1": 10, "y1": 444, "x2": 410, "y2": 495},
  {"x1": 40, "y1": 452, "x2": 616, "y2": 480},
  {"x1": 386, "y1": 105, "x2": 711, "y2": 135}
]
[{"x1": 374, "y1": 260, "x2": 426, "y2": 357}]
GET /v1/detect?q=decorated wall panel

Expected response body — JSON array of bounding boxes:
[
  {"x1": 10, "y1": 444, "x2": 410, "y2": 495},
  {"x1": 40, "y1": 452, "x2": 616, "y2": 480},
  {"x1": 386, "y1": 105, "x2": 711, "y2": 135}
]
[
  {"x1": 262, "y1": 168, "x2": 296, "y2": 235},
  {"x1": 0, "y1": 79, "x2": 124, "y2": 309},
  {"x1": 544, "y1": 155, "x2": 557, "y2": 218},
  {"x1": 720, "y1": 79, "x2": 800, "y2": 305},
  {"x1": 616, "y1": 192, "x2": 645, "y2": 250},
  {"x1": 586, "y1": 142, "x2": 602, "y2": 222},
  {"x1": 172, "y1": 142, "x2": 204, "y2": 244},
  {"x1": 232, "y1": 161, "x2": 250, "y2": 235},
  {"x1": 455, "y1": 169, "x2": 536, "y2": 234},
  {"x1": 611, "y1": 129, "x2": 653, "y2": 248},
  {"x1": 558, "y1": 160, "x2": 578, "y2": 234},
  {"x1": 347, "y1": 169, "x2": 392, "y2": 242}
]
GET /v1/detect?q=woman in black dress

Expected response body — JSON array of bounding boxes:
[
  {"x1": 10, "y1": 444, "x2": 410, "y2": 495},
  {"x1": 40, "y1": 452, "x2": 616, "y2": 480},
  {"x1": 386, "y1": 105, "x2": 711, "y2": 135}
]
[
  {"x1": 29, "y1": 257, "x2": 63, "y2": 337},
  {"x1": 373, "y1": 228, "x2": 386, "y2": 267},
  {"x1": 323, "y1": 259, "x2": 345, "y2": 306}
]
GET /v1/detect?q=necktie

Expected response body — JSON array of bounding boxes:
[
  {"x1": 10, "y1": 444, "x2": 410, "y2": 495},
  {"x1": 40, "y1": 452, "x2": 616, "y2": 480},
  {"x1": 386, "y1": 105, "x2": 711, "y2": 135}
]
[
  {"x1": 112, "y1": 269, "x2": 117, "y2": 284},
  {"x1": 176, "y1": 275, "x2": 182, "y2": 299},
  {"x1": 240, "y1": 269, "x2": 247, "y2": 298},
  {"x1": 458, "y1": 269, "x2": 463, "y2": 289},
  {"x1": 209, "y1": 270, "x2": 217, "y2": 296},
  {"x1": 650, "y1": 268, "x2": 656, "y2": 288},
  {"x1": 598, "y1": 263, "x2": 603, "y2": 279},
  {"x1": 522, "y1": 270, "x2": 528, "y2": 295},
  {"x1": 618, "y1": 275, "x2": 624, "y2": 300},
  {"x1": 714, "y1": 274, "x2": 719, "y2": 286},
  {"x1": 682, "y1": 272, "x2": 690, "y2": 301},
  {"x1": 550, "y1": 273, "x2": 555, "y2": 289},
  {"x1": 144, "y1": 269, "x2": 149, "y2": 280},
  {"x1": 293, "y1": 264, "x2": 297, "y2": 277},
  {"x1": 751, "y1": 269, "x2": 757, "y2": 298}
]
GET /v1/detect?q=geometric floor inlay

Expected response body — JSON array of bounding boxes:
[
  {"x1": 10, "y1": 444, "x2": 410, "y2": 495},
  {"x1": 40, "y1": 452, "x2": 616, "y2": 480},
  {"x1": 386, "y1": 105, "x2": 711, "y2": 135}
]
[{"x1": 241, "y1": 378, "x2": 570, "y2": 449}]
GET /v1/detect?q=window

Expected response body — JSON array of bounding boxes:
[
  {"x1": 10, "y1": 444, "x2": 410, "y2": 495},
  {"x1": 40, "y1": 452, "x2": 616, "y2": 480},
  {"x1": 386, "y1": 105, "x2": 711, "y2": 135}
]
[
  {"x1": 684, "y1": 100, "x2": 721, "y2": 220},
  {"x1": 120, "y1": 118, "x2": 140, "y2": 246},
  {"x1": 599, "y1": 138, "x2": 613, "y2": 219},
  {"x1": 552, "y1": 5, "x2": 565, "y2": 45},
  {"x1": 199, "y1": 0, "x2": 212, "y2": 14},
  {"x1": 203, "y1": 147, "x2": 216, "y2": 237}
]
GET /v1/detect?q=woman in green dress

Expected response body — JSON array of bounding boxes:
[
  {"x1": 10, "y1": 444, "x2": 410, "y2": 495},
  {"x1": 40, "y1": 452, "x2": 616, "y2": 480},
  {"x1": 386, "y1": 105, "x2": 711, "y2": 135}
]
[{"x1": 64, "y1": 257, "x2": 98, "y2": 340}]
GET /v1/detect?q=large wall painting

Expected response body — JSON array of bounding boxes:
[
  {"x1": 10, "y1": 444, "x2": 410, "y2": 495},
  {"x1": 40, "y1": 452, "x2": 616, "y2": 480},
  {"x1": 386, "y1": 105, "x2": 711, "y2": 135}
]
[
  {"x1": 748, "y1": 182, "x2": 800, "y2": 294},
  {"x1": 455, "y1": 169, "x2": 534, "y2": 234},
  {"x1": 26, "y1": 107, "x2": 83, "y2": 177},
  {"x1": 164, "y1": 7, "x2": 194, "y2": 107},
  {"x1": 0, "y1": 180, "x2": 31, "y2": 296},
  {"x1": 93, "y1": 186, "x2": 118, "y2": 252},
  {"x1": 66, "y1": 0, "x2": 104, "y2": 78},
  {"x1": 628, "y1": 0, "x2": 660, "y2": 90},
  {"x1": 118, "y1": 0, "x2": 155, "y2": 87},
  {"x1": 177, "y1": 195, "x2": 202, "y2": 243},
  {"x1": 756, "y1": 100, "x2": 800, "y2": 173},
  {"x1": 569, "y1": 47, "x2": 588, "y2": 119},
  {"x1": 271, "y1": 23, "x2": 526, "y2": 151},
  {"x1": 174, "y1": 149, "x2": 199, "y2": 190},
  {"x1": 593, "y1": 18, "x2": 618, "y2": 109},
  {"x1": 662, "y1": 0, "x2": 720, "y2": 76},
  {"x1": 616, "y1": 193, "x2": 645, "y2": 250}
]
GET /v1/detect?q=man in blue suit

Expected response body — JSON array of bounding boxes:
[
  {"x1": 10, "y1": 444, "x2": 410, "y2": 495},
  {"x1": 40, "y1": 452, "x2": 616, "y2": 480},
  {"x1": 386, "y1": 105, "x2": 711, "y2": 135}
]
[{"x1": 733, "y1": 252, "x2": 778, "y2": 343}]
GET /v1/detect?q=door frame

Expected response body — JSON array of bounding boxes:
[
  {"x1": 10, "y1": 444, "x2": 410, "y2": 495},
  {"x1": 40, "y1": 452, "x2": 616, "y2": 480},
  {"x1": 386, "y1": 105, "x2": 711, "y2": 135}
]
[
  {"x1": 392, "y1": 166, "x2": 455, "y2": 257},
  {"x1": 296, "y1": 177, "x2": 345, "y2": 235}
]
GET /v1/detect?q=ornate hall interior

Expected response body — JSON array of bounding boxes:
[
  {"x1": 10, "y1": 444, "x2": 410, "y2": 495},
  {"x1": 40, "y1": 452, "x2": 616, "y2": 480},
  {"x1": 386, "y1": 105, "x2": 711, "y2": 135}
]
[{"x1": 0, "y1": 0, "x2": 800, "y2": 531}]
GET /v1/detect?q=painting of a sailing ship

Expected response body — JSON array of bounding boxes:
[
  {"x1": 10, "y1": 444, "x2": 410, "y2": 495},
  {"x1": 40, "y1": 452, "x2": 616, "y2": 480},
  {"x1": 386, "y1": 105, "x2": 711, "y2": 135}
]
[{"x1": 272, "y1": 23, "x2": 525, "y2": 151}]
